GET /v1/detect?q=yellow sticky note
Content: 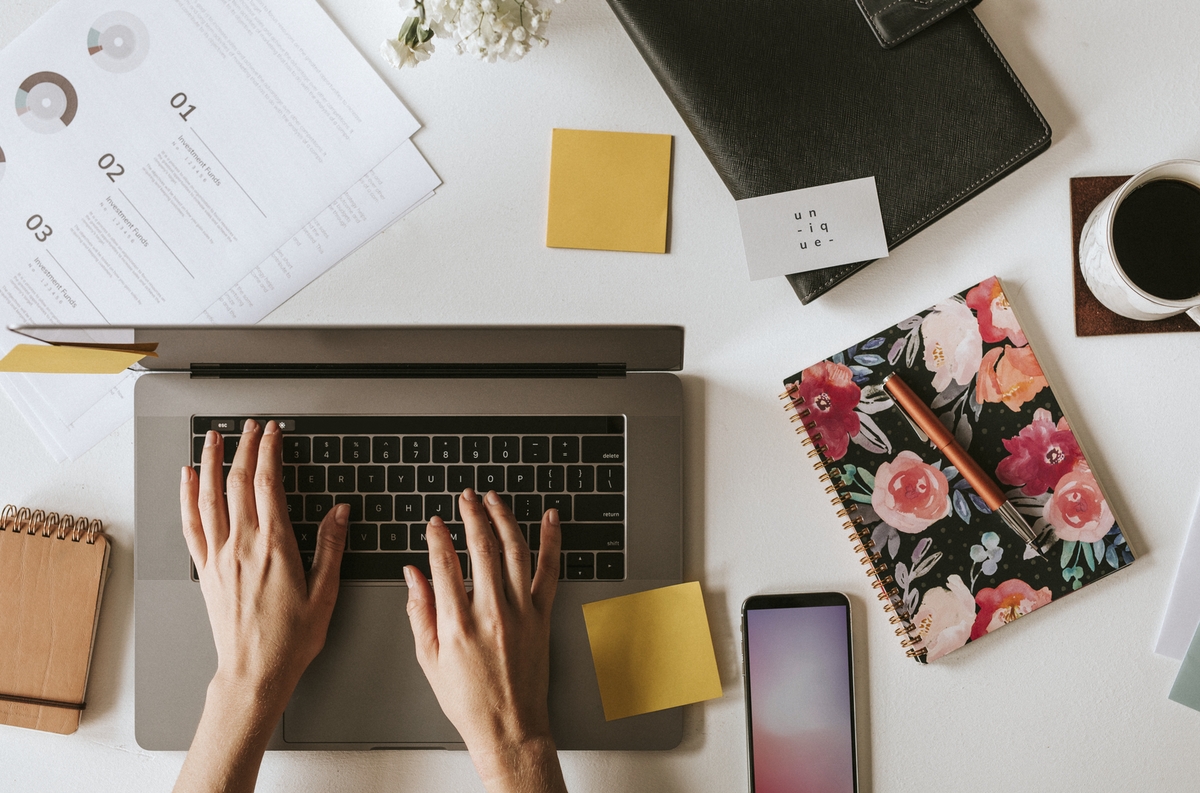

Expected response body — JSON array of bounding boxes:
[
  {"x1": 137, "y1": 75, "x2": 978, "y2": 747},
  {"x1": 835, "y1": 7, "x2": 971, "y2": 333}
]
[
  {"x1": 546, "y1": 128, "x2": 672, "y2": 253},
  {"x1": 0, "y1": 344, "x2": 146, "y2": 374},
  {"x1": 582, "y1": 581, "x2": 722, "y2": 721}
]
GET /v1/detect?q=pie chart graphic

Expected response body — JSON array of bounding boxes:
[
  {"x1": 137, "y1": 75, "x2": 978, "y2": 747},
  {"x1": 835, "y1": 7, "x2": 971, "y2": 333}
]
[
  {"x1": 0, "y1": 145, "x2": 6, "y2": 184},
  {"x1": 15, "y1": 72, "x2": 78, "y2": 134},
  {"x1": 88, "y1": 11, "x2": 149, "y2": 73}
]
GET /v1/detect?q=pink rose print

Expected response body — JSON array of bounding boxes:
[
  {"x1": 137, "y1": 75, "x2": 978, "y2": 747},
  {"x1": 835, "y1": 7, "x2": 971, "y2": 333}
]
[
  {"x1": 1043, "y1": 462, "x2": 1114, "y2": 543},
  {"x1": 976, "y1": 345, "x2": 1048, "y2": 412},
  {"x1": 871, "y1": 450, "x2": 951, "y2": 534},
  {"x1": 794, "y1": 361, "x2": 861, "y2": 460},
  {"x1": 921, "y1": 299, "x2": 983, "y2": 392},
  {"x1": 970, "y1": 579, "x2": 1052, "y2": 640},
  {"x1": 965, "y1": 276, "x2": 1027, "y2": 346},
  {"x1": 996, "y1": 408, "x2": 1083, "y2": 496},
  {"x1": 913, "y1": 574, "x2": 976, "y2": 662}
]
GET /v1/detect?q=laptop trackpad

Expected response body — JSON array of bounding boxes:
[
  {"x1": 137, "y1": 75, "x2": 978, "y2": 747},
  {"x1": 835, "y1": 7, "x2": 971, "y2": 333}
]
[{"x1": 283, "y1": 585, "x2": 461, "y2": 745}]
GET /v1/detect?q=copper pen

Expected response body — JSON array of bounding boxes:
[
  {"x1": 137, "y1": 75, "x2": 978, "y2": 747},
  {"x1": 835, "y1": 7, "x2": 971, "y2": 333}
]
[{"x1": 882, "y1": 373, "x2": 1049, "y2": 559}]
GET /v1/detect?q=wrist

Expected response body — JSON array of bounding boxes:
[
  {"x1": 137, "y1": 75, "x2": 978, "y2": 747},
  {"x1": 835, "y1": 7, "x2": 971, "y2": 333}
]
[
  {"x1": 207, "y1": 668, "x2": 292, "y2": 731},
  {"x1": 471, "y1": 734, "x2": 566, "y2": 793}
]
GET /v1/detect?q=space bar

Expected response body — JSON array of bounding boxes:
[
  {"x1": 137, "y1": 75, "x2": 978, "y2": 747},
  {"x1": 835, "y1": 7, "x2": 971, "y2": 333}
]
[{"x1": 340, "y1": 552, "x2": 429, "y2": 580}]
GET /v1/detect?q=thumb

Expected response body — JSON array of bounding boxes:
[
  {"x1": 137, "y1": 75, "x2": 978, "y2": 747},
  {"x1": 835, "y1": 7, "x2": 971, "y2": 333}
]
[
  {"x1": 404, "y1": 566, "x2": 439, "y2": 673},
  {"x1": 308, "y1": 503, "x2": 348, "y2": 610}
]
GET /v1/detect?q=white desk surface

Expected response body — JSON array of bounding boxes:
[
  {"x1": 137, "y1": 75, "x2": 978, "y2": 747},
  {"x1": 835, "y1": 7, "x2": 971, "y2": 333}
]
[{"x1": 3, "y1": 0, "x2": 1200, "y2": 790}]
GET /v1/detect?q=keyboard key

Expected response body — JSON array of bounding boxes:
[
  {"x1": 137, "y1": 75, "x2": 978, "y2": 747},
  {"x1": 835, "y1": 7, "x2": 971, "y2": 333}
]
[
  {"x1": 388, "y1": 465, "x2": 416, "y2": 492},
  {"x1": 582, "y1": 436, "x2": 623, "y2": 463},
  {"x1": 417, "y1": 465, "x2": 446, "y2": 493},
  {"x1": 328, "y1": 465, "x2": 356, "y2": 493},
  {"x1": 432, "y1": 437, "x2": 460, "y2": 463},
  {"x1": 567, "y1": 465, "x2": 594, "y2": 492},
  {"x1": 395, "y1": 495, "x2": 423, "y2": 520},
  {"x1": 313, "y1": 437, "x2": 340, "y2": 463},
  {"x1": 380, "y1": 524, "x2": 406, "y2": 550},
  {"x1": 403, "y1": 436, "x2": 430, "y2": 463},
  {"x1": 365, "y1": 494, "x2": 393, "y2": 521},
  {"x1": 507, "y1": 466, "x2": 535, "y2": 492},
  {"x1": 282, "y1": 465, "x2": 296, "y2": 492},
  {"x1": 551, "y1": 436, "x2": 579, "y2": 463},
  {"x1": 340, "y1": 552, "x2": 431, "y2": 581},
  {"x1": 425, "y1": 494, "x2": 453, "y2": 520},
  {"x1": 522, "y1": 436, "x2": 550, "y2": 463},
  {"x1": 448, "y1": 465, "x2": 475, "y2": 492},
  {"x1": 343, "y1": 437, "x2": 370, "y2": 463},
  {"x1": 410, "y1": 525, "x2": 428, "y2": 550},
  {"x1": 497, "y1": 493, "x2": 513, "y2": 511},
  {"x1": 566, "y1": 552, "x2": 595, "y2": 580},
  {"x1": 298, "y1": 466, "x2": 326, "y2": 492},
  {"x1": 223, "y1": 435, "x2": 241, "y2": 464},
  {"x1": 574, "y1": 495, "x2": 624, "y2": 521},
  {"x1": 335, "y1": 494, "x2": 363, "y2": 522},
  {"x1": 515, "y1": 494, "x2": 543, "y2": 521},
  {"x1": 305, "y1": 494, "x2": 333, "y2": 522},
  {"x1": 192, "y1": 435, "x2": 205, "y2": 464},
  {"x1": 543, "y1": 494, "x2": 572, "y2": 521},
  {"x1": 210, "y1": 419, "x2": 239, "y2": 432},
  {"x1": 463, "y1": 437, "x2": 490, "y2": 463},
  {"x1": 561, "y1": 523, "x2": 625, "y2": 550},
  {"x1": 477, "y1": 466, "x2": 504, "y2": 492},
  {"x1": 283, "y1": 436, "x2": 310, "y2": 464},
  {"x1": 444, "y1": 523, "x2": 467, "y2": 550},
  {"x1": 492, "y1": 436, "x2": 519, "y2": 463},
  {"x1": 373, "y1": 436, "x2": 401, "y2": 463},
  {"x1": 526, "y1": 523, "x2": 538, "y2": 550},
  {"x1": 536, "y1": 465, "x2": 564, "y2": 492},
  {"x1": 358, "y1": 466, "x2": 386, "y2": 492},
  {"x1": 596, "y1": 552, "x2": 625, "y2": 580},
  {"x1": 597, "y1": 465, "x2": 624, "y2": 492},
  {"x1": 286, "y1": 494, "x2": 303, "y2": 521},
  {"x1": 272, "y1": 419, "x2": 296, "y2": 432},
  {"x1": 349, "y1": 524, "x2": 378, "y2": 551},
  {"x1": 293, "y1": 524, "x2": 318, "y2": 551}
]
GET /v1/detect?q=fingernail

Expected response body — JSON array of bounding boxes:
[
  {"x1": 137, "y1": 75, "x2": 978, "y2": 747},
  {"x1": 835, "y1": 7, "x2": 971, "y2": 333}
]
[
  {"x1": 402, "y1": 567, "x2": 414, "y2": 588},
  {"x1": 334, "y1": 503, "x2": 350, "y2": 527},
  {"x1": 430, "y1": 515, "x2": 445, "y2": 528},
  {"x1": 462, "y1": 488, "x2": 477, "y2": 502},
  {"x1": 485, "y1": 490, "x2": 500, "y2": 505},
  {"x1": 180, "y1": 466, "x2": 189, "y2": 483},
  {"x1": 243, "y1": 418, "x2": 257, "y2": 433},
  {"x1": 548, "y1": 508, "x2": 559, "y2": 527},
  {"x1": 205, "y1": 430, "x2": 219, "y2": 447},
  {"x1": 264, "y1": 420, "x2": 279, "y2": 435}
]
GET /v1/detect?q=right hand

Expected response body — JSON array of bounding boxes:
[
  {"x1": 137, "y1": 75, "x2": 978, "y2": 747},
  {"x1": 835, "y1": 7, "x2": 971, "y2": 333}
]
[{"x1": 403, "y1": 489, "x2": 567, "y2": 793}]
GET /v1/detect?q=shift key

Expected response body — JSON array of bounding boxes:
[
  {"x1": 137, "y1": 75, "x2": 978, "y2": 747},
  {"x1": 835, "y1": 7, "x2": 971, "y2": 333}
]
[
  {"x1": 573, "y1": 494, "x2": 624, "y2": 521},
  {"x1": 561, "y1": 523, "x2": 625, "y2": 550}
]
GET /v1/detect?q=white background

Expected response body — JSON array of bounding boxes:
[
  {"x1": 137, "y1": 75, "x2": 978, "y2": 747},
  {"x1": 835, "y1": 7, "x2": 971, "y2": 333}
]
[{"x1": 3, "y1": 0, "x2": 1200, "y2": 790}]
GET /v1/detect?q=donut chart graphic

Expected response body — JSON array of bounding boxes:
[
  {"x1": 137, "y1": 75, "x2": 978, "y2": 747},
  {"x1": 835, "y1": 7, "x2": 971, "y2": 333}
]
[
  {"x1": 15, "y1": 72, "x2": 78, "y2": 134},
  {"x1": 88, "y1": 12, "x2": 149, "y2": 73}
]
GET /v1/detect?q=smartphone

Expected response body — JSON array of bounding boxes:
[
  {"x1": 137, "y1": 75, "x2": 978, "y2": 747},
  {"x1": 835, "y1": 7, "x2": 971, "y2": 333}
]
[{"x1": 741, "y1": 592, "x2": 858, "y2": 793}]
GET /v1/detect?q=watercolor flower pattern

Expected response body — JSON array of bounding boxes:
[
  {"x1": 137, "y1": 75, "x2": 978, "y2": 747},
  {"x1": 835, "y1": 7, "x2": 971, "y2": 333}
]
[
  {"x1": 871, "y1": 451, "x2": 951, "y2": 533},
  {"x1": 970, "y1": 579, "x2": 1052, "y2": 640},
  {"x1": 966, "y1": 276, "x2": 1027, "y2": 346},
  {"x1": 996, "y1": 408, "x2": 1083, "y2": 496},
  {"x1": 913, "y1": 574, "x2": 976, "y2": 662},
  {"x1": 1043, "y1": 462, "x2": 1114, "y2": 543},
  {"x1": 977, "y1": 344, "x2": 1047, "y2": 412},
  {"x1": 795, "y1": 361, "x2": 861, "y2": 460},
  {"x1": 920, "y1": 299, "x2": 983, "y2": 391}
]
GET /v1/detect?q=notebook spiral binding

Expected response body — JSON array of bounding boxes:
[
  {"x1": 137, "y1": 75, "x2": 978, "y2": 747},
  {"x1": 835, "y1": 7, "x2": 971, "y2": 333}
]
[
  {"x1": 0, "y1": 505, "x2": 102, "y2": 545},
  {"x1": 780, "y1": 384, "x2": 928, "y2": 662}
]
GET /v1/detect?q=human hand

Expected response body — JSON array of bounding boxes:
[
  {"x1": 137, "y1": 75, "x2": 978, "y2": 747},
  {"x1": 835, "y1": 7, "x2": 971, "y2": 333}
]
[{"x1": 404, "y1": 489, "x2": 567, "y2": 793}]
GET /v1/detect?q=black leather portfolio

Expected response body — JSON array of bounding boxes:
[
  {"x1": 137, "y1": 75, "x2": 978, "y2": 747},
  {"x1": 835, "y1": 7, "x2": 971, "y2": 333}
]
[{"x1": 606, "y1": 0, "x2": 1052, "y2": 303}]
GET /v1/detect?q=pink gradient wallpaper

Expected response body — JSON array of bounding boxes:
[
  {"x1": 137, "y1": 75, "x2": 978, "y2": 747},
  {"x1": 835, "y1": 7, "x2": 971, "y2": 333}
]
[{"x1": 746, "y1": 605, "x2": 854, "y2": 793}]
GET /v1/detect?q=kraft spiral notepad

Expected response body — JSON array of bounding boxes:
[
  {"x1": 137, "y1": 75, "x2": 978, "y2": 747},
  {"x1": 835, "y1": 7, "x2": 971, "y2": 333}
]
[
  {"x1": 0, "y1": 505, "x2": 110, "y2": 734},
  {"x1": 781, "y1": 277, "x2": 1133, "y2": 662}
]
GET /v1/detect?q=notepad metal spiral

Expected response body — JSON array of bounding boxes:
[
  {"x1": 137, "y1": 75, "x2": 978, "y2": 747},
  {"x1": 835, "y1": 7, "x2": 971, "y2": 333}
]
[
  {"x1": 1, "y1": 505, "x2": 102, "y2": 544},
  {"x1": 781, "y1": 385, "x2": 928, "y2": 662}
]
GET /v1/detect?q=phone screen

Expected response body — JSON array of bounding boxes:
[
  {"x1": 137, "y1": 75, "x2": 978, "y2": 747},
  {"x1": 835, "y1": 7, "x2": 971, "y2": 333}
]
[{"x1": 743, "y1": 596, "x2": 856, "y2": 793}]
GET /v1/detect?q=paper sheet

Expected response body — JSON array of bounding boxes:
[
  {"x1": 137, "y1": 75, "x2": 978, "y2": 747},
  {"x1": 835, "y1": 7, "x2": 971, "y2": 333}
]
[
  {"x1": 1169, "y1": 622, "x2": 1200, "y2": 711},
  {"x1": 1156, "y1": 490, "x2": 1200, "y2": 659},
  {"x1": 545, "y1": 129, "x2": 672, "y2": 254},
  {"x1": 581, "y1": 581, "x2": 723, "y2": 721}
]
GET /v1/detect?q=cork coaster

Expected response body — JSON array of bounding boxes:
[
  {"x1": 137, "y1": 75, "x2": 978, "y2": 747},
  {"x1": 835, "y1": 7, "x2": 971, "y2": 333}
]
[{"x1": 1070, "y1": 175, "x2": 1199, "y2": 336}]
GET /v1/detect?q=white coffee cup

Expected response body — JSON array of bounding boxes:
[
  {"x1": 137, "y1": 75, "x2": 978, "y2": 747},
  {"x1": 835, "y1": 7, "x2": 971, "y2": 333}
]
[{"x1": 1078, "y1": 159, "x2": 1200, "y2": 326}]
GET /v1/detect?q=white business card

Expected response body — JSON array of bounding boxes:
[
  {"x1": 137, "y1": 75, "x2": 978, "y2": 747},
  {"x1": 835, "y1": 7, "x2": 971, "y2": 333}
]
[{"x1": 736, "y1": 176, "x2": 889, "y2": 280}]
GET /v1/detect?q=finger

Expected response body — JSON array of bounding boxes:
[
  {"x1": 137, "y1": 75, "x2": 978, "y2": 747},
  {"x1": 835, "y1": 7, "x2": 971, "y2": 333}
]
[
  {"x1": 308, "y1": 503, "x2": 349, "y2": 611},
  {"x1": 426, "y1": 516, "x2": 470, "y2": 625},
  {"x1": 462, "y1": 491, "x2": 503, "y2": 610},
  {"x1": 253, "y1": 421, "x2": 292, "y2": 543},
  {"x1": 531, "y1": 508, "x2": 562, "y2": 617},
  {"x1": 481, "y1": 489, "x2": 532, "y2": 607},
  {"x1": 403, "y1": 565, "x2": 439, "y2": 673},
  {"x1": 226, "y1": 419, "x2": 262, "y2": 544},
  {"x1": 179, "y1": 466, "x2": 207, "y2": 569},
  {"x1": 198, "y1": 430, "x2": 230, "y2": 551}
]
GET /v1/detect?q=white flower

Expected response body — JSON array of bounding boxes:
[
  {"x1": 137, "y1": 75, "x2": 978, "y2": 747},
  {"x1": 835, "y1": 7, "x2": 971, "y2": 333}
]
[
  {"x1": 381, "y1": 36, "x2": 434, "y2": 69},
  {"x1": 384, "y1": 0, "x2": 560, "y2": 69}
]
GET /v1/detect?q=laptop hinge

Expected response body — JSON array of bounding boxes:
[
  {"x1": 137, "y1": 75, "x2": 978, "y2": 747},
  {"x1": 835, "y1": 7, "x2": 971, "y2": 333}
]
[{"x1": 188, "y1": 362, "x2": 628, "y2": 379}]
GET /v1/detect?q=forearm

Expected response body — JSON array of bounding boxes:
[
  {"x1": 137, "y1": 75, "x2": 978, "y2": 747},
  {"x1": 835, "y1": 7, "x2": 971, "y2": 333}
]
[
  {"x1": 173, "y1": 674, "x2": 287, "y2": 793},
  {"x1": 471, "y1": 736, "x2": 568, "y2": 793}
]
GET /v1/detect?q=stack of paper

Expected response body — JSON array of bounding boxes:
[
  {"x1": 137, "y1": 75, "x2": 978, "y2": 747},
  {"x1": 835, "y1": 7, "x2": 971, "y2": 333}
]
[{"x1": 0, "y1": 0, "x2": 440, "y2": 460}]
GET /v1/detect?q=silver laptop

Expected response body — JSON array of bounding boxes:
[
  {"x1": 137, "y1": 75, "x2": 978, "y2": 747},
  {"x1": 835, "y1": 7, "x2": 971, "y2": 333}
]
[{"x1": 110, "y1": 325, "x2": 683, "y2": 751}]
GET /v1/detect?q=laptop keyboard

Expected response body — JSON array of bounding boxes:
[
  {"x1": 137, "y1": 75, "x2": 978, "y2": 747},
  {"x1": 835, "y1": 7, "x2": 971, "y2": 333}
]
[{"x1": 191, "y1": 415, "x2": 626, "y2": 583}]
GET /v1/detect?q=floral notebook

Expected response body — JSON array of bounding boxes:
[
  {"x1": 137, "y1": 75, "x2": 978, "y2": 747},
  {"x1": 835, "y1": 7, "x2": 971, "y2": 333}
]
[{"x1": 782, "y1": 277, "x2": 1134, "y2": 663}]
